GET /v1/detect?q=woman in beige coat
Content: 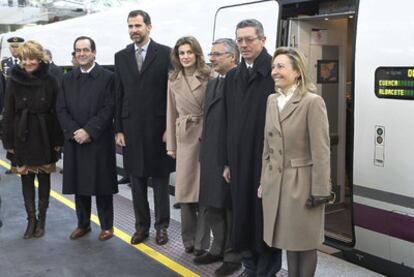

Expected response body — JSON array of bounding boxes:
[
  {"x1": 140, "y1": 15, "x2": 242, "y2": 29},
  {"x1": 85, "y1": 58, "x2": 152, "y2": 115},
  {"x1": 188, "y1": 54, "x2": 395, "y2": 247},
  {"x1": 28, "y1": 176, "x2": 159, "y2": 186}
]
[
  {"x1": 258, "y1": 47, "x2": 332, "y2": 277},
  {"x1": 166, "y1": 36, "x2": 211, "y2": 254}
]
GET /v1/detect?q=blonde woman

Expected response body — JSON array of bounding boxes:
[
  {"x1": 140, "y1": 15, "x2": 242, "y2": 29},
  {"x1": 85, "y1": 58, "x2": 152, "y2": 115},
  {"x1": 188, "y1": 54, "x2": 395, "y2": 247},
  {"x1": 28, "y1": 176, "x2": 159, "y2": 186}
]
[
  {"x1": 258, "y1": 47, "x2": 331, "y2": 277},
  {"x1": 2, "y1": 40, "x2": 63, "y2": 239},
  {"x1": 166, "y1": 36, "x2": 212, "y2": 254}
]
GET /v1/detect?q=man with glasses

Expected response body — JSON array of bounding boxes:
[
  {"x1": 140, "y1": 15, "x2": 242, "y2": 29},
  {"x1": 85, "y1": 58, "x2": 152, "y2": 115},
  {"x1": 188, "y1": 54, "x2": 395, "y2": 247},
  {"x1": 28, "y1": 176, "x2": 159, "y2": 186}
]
[
  {"x1": 197, "y1": 38, "x2": 242, "y2": 276},
  {"x1": 221, "y1": 19, "x2": 281, "y2": 276}
]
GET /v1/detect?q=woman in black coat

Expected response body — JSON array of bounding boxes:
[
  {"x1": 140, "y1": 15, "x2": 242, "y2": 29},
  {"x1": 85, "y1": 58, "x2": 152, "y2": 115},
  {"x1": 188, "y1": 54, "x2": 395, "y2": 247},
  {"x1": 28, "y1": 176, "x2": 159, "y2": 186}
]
[{"x1": 2, "y1": 40, "x2": 63, "y2": 239}]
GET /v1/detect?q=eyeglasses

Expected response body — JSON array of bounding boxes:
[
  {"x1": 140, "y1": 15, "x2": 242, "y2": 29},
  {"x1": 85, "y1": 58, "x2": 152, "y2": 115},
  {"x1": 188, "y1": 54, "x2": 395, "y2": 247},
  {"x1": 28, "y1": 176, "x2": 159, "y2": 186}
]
[
  {"x1": 236, "y1": 36, "x2": 259, "y2": 44},
  {"x1": 208, "y1": 52, "x2": 230, "y2": 57}
]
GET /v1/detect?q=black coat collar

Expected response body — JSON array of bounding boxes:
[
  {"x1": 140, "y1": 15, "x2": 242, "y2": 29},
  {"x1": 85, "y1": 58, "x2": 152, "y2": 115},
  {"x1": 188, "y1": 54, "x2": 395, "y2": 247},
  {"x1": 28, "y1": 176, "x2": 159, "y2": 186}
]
[
  {"x1": 236, "y1": 47, "x2": 271, "y2": 79},
  {"x1": 73, "y1": 63, "x2": 101, "y2": 79}
]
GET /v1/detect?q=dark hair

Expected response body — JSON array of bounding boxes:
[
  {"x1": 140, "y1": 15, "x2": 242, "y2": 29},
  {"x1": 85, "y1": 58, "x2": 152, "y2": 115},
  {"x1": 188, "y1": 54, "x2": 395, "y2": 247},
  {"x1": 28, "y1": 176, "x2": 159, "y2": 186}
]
[
  {"x1": 236, "y1": 19, "x2": 265, "y2": 38},
  {"x1": 213, "y1": 38, "x2": 239, "y2": 64},
  {"x1": 128, "y1": 10, "x2": 151, "y2": 25},
  {"x1": 169, "y1": 36, "x2": 210, "y2": 81},
  {"x1": 73, "y1": 36, "x2": 96, "y2": 52}
]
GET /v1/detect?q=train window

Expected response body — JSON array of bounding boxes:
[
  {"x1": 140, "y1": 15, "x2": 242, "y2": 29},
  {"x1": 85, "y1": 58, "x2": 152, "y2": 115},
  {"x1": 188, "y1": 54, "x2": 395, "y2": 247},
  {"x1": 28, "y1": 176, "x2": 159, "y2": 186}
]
[{"x1": 375, "y1": 67, "x2": 414, "y2": 99}]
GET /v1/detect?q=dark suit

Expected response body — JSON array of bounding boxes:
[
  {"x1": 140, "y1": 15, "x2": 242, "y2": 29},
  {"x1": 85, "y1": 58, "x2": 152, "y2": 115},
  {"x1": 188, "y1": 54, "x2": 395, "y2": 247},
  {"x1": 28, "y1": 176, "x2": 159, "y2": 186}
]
[
  {"x1": 223, "y1": 48, "x2": 281, "y2": 276},
  {"x1": 48, "y1": 62, "x2": 64, "y2": 87},
  {"x1": 114, "y1": 39, "x2": 174, "y2": 232},
  {"x1": 1, "y1": 57, "x2": 16, "y2": 79},
  {"x1": 200, "y1": 76, "x2": 241, "y2": 262},
  {"x1": 57, "y1": 64, "x2": 118, "y2": 230}
]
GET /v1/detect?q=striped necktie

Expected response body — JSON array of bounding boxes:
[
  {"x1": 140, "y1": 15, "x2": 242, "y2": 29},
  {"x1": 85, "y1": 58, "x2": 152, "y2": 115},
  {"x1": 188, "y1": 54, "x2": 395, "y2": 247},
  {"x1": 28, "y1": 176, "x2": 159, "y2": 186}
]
[{"x1": 135, "y1": 48, "x2": 143, "y2": 72}]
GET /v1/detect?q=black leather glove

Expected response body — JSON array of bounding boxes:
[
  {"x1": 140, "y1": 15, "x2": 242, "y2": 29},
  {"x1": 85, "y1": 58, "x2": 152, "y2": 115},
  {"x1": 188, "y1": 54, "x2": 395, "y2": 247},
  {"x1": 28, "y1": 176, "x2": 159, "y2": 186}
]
[{"x1": 306, "y1": 192, "x2": 335, "y2": 208}]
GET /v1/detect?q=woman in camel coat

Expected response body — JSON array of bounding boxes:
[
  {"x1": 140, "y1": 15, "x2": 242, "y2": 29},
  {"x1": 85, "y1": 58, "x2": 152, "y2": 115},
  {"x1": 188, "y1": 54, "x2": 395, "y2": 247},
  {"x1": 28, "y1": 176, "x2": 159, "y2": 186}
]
[
  {"x1": 258, "y1": 47, "x2": 331, "y2": 277},
  {"x1": 166, "y1": 36, "x2": 212, "y2": 254}
]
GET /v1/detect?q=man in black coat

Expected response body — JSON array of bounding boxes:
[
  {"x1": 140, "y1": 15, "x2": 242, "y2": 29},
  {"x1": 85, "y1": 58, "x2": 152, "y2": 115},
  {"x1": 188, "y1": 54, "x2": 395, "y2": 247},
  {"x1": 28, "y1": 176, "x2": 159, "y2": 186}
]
[
  {"x1": 44, "y1": 49, "x2": 63, "y2": 86},
  {"x1": 197, "y1": 38, "x2": 242, "y2": 276},
  {"x1": 57, "y1": 36, "x2": 118, "y2": 241},
  {"x1": 1, "y1": 36, "x2": 24, "y2": 174},
  {"x1": 222, "y1": 19, "x2": 281, "y2": 276},
  {"x1": 114, "y1": 10, "x2": 175, "y2": 245}
]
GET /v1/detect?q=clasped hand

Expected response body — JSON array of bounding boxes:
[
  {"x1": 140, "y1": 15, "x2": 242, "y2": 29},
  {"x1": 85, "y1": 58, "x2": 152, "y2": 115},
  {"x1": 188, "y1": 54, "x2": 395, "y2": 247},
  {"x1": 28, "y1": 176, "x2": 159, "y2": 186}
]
[{"x1": 73, "y1": 128, "x2": 91, "y2": 144}]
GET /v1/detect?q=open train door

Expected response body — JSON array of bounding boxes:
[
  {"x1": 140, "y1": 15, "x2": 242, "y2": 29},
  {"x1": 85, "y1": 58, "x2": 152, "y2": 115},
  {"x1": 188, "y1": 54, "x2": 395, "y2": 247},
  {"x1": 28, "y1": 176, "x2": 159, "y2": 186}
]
[
  {"x1": 213, "y1": 0, "x2": 280, "y2": 55},
  {"x1": 351, "y1": 0, "x2": 414, "y2": 275}
]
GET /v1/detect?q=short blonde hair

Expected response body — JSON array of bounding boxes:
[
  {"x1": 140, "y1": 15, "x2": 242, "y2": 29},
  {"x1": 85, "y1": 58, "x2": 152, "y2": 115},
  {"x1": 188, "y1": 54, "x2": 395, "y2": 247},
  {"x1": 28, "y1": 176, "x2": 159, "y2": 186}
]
[
  {"x1": 272, "y1": 47, "x2": 316, "y2": 95},
  {"x1": 18, "y1": 40, "x2": 46, "y2": 62}
]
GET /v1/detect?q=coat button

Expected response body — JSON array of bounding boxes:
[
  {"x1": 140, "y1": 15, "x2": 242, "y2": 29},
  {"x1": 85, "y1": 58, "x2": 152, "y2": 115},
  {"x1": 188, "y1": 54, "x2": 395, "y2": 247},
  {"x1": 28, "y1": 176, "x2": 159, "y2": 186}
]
[
  {"x1": 268, "y1": 132, "x2": 273, "y2": 137},
  {"x1": 278, "y1": 167, "x2": 282, "y2": 173},
  {"x1": 269, "y1": 164, "x2": 273, "y2": 170},
  {"x1": 269, "y1": 148, "x2": 274, "y2": 154},
  {"x1": 279, "y1": 149, "x2": 282, "y2": 155}
]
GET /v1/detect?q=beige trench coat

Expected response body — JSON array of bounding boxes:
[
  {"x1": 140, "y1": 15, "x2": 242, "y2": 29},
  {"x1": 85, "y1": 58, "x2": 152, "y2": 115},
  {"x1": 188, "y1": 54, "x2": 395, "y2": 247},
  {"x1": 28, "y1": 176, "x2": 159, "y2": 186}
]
[
  {"x1": 260, "y1": 90, "x2": 331, "y2": 251},
  {"x1": 166, "y1": 71, "x2": 209, "y2": 203}
]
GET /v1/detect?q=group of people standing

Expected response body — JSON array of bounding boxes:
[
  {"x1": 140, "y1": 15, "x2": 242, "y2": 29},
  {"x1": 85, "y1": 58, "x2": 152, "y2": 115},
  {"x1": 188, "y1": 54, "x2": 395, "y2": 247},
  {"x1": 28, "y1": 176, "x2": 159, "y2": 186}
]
[{"x1": 1, "y1": 8, "x2": 332, "y2": 277}]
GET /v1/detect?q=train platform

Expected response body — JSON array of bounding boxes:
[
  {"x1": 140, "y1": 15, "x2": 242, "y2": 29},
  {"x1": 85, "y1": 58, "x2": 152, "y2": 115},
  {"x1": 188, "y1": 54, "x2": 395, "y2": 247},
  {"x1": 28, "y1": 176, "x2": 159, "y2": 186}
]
[{"x1": 0, "y1": 148, "x2": 383, "y2": 277}]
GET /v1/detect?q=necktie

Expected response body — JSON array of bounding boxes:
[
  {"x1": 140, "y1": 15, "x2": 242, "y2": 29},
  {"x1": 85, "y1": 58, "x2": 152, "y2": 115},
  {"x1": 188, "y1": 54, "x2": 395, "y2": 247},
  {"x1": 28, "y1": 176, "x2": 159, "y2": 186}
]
[
  {"x1": 135, "y1": 48, "x2": 143, "y2": 72},
  {"x1": 213, "y1": 77, "x2": 225, "y2": 98},
  {"x1": 247, "y1": 66, "x2": 253, "y2": 78},
  {"x1": 14, "y1": 59, "x2": 18, "y2": 65}
]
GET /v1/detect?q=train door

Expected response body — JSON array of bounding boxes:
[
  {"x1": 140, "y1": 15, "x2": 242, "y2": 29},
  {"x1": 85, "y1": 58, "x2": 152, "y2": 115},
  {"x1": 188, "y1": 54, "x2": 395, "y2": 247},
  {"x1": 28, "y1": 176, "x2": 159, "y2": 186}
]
[
  {"x1": 287, "y1": 13, "x2": 355, "y2": 244},
  {"x1": 213, "y1": 0, "x2": 280, "y2": 55}
]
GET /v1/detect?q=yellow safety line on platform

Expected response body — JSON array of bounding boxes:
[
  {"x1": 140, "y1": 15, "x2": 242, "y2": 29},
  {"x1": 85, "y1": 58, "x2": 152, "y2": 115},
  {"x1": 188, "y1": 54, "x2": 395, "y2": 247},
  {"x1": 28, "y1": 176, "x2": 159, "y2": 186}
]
[{"x1": 0, "y1": 159, "x2": 199, "y2": 277}]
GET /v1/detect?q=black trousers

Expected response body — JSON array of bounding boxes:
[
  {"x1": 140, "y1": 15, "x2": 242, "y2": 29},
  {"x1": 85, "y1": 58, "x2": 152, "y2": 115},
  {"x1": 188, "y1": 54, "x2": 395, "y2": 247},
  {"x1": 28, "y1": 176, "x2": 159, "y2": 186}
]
[
  {"x1": 206, "y1": 206, "x2": 242, "y2": 263},
  {"x1": 130, "y1": 176, "x2": 170, "y2": 231},
  {"x1": 75, "y1": 195, "x2": 113, "y2": 230}
]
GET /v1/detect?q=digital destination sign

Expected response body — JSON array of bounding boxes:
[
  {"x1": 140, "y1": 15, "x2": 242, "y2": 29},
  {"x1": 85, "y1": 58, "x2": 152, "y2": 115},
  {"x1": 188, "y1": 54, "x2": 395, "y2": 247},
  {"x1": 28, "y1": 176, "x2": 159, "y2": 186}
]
[{"x1": 375, "y1": 67, "x2": 414, "y2": 99}]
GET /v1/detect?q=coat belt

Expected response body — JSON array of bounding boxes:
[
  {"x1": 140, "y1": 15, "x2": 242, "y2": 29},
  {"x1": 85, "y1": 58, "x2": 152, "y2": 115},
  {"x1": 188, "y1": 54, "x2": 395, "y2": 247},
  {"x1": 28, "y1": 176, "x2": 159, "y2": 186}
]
[
  {"x1": 176, "y1": 114, "x2": 202, "y2": 142},
  {"x1": 18, "y1": 108, "x2": 52, "y2": 161}
]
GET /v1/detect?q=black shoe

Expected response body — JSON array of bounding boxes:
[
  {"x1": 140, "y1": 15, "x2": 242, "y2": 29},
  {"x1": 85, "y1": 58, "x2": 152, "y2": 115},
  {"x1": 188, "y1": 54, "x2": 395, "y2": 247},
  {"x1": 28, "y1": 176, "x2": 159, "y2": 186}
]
[
  {"x1": 194, "y1": 249, "x2": 207, "y2": 256},
  {"x1": 193, "y1": 252, "x2": 222, "y2": 264},
  {"x1": 215, "y1": 262, "x2": 242, "y2": 276},
  {"x1": 173, "y1": 203, "x2": 181, "y2": 209},
  {"x1": 130, "y1": 229, "x2": 149, "y2": 244},
  {"x1": 185, "y1": 246, "x2": 194, "y2": 253},
  {"x1": 117, "y1": 176, "x2": 130, "y2": 185},
  {"x1": 236, "y1": 269, "x2": 254, "y2": 277}
]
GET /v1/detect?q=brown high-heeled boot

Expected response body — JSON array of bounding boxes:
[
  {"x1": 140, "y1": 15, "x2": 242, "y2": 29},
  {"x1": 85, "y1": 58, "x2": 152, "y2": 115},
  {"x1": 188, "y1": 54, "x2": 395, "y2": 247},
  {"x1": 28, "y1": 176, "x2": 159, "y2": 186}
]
[
  {"x1": 22, "y1": 174, "x2": 37, "y2": 239},
  {"x1": 34, "y1": 173, "x2": 50, "y2": 238}
]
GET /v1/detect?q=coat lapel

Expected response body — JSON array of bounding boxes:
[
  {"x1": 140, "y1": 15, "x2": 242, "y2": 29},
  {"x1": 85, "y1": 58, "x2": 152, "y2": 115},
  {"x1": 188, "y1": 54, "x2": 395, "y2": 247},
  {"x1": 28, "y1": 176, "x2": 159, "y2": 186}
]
[
  {"x1": 279, "y1": 89, "x2": 302, "y2": 122},
  {"x1": 140, "y1": 40, "x2": 156, "y2": 74},
  {"x1": 173, "y1": 71, "x2": 203, "y2": 110},
  {"x1": 125, "y1": 44, "x2": 139, "y2": 76},
  {"x1": 205, "y1": 78, "x2": 223, "y2": 114},
  {"x1": 270, "y1": 94, "x2": 282, "y2": 133}
]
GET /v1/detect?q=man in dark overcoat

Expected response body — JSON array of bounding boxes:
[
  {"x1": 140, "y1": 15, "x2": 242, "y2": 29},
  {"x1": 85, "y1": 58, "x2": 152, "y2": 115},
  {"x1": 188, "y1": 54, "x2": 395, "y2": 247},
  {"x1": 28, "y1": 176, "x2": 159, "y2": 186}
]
[
  {"x1": 197, "y1": 38, "x2": 242, "y2": 276},
  {"x1": 114, "y1": 10, "x2": 175, "y2": 245},
  {"x1": 1, "y1": 36, "x2": 24, "y2": 173},
  {"x1": 222, "y1": 19, "x2": 281, "y2": 276},
  {"x1": 44, "y1": 49, "x2": 63, "y2": 86},
  {"x1": 57, "y1": 36, "x2": 118, "y2": 241}
]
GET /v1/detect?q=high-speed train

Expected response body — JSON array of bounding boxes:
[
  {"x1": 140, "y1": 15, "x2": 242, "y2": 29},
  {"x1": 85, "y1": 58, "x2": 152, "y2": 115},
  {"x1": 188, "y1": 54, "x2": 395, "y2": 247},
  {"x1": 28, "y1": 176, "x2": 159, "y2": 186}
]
[{"x1": 0, "y1": 0, "x2": 413, "y2": 276}]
